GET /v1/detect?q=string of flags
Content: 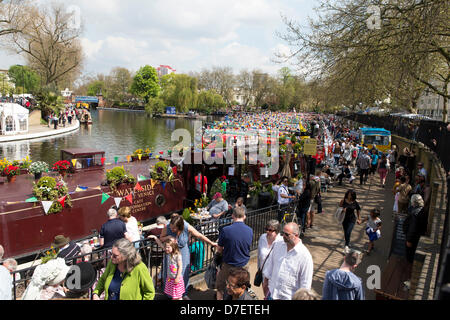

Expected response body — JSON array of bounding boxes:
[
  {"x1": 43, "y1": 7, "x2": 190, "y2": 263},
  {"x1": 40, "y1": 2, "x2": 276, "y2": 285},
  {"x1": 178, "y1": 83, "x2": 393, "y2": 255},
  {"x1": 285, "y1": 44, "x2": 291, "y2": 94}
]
[{"x1": 19, "y1": 177, "x2": 173, "y2": 214}]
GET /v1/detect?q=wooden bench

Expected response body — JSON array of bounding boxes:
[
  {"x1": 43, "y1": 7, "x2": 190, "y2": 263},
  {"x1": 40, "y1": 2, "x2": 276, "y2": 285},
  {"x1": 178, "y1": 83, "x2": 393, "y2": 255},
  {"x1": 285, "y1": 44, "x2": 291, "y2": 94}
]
[{"x1": 374, "y1": 254, "x2": 411, "y2": 300}]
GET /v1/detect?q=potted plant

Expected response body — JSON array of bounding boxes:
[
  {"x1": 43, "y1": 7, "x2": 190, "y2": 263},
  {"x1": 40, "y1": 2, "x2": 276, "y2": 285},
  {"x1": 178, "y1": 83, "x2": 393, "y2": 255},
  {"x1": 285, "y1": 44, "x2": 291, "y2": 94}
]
[
  {"x1": 40, "y1": 247, "x2": 59, "y2": 264},
  {"x1": 3, "y1": 165, "x2": 20, "y2": 183},
  {"x1": 106, "y1": 166, "x2": 136, "y2": 190},
  {"x1": 0, "y1": 158, "x2": 11, "y2": 175},
  {"x1": 32, "y1": 176, "x2": 72, "y2": 214},
  {"x1": 248, "y1": 181, "x2": 263, "y2": 209},
  {"x1": 29, "y1": 161, "x2": 49, "y2": 180},
  {"x1": 52, "y1": 160, "x2": 71, "y2": 177},
  {"x1": 19, "y1": 156, "x2": 32, "y2": 174},
  {"x1": 132, "y1": 148, "x2": 150, "y2": 161}
]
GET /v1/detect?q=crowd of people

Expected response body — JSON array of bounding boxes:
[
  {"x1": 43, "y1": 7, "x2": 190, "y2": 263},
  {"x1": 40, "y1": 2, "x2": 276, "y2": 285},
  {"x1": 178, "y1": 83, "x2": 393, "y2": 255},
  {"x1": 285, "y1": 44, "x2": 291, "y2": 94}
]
[{"x1": 0, "y1": 112, "x2": 438, "y2": 301}]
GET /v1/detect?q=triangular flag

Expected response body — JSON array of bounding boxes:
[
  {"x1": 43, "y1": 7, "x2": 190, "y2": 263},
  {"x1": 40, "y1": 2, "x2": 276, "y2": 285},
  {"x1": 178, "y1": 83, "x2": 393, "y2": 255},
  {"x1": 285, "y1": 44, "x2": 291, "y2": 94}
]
[
  {"x1": 134, "y1": 182, "x2": 143, "y2": 191},
  {"x1": 125, "y1": 193, "x2": 133, "y2": 204},
  {"x1": 71, "y1": 159, "x2": 77, "y2": 167},
  {"x1": 126, "y1": 155, "x2": 131, "y2": 163},
  {"x1": 114, "y1": 197, "x2": 122, "y2": 208},
  {"x1": 155, "y1": 155, "x2": 160, "y2": 159},
  {"x1": 138, "y1": 175, "x2": 147, "y2": 181},
  {"x1": 114, "y1": 156, "x2": 119, "y2": 164},
  {"x1": 25, "y1": 197, "x2": 38, "y2": 203},
  {"x1": 151, "y1": 179, "x2": 157, "y2": 188},
  {"x1": 58, "y1": 196, "x2": 66, "y2": 208},
  {"x1": 172, "y1": 166, "x2": 177, "y2": 175},
  {"x1": 159, "y1": 151, "x2": 163, "y2": 155},
  {"x1": 75, "y1": 186, "x2": 88, "y2": 192},
  {"x1": 138, "y1": 154, "x2": 142, "y2": 161},
  {"x1": 149, "y1": 153, "x2": 153, "y2": 158},
  {"x1": 161, "y1": 181, "x2": 166, "y2": 189},
  {"x1": 42, "y1": 201, "x2": 53, "y2": 214},
  {"x1": 101, "y1": 157, "x2": 106, "y2": 165},
  {"x1": 101, "y1": 193, "x2": 110, "y2": 204},
  {"x1": 86, "y1": 158, "x2": 92, "y2": 167}
]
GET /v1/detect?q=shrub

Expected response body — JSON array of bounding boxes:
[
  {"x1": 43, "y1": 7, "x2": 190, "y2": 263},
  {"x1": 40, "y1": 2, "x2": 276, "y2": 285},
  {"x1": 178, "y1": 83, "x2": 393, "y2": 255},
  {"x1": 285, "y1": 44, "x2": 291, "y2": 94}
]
[
  {"x1": 32, "y1": 177, "x2": 72, "y2": 214},
  {"x1": 106, "y1": 166, "x2": 136, "y2": 190}
]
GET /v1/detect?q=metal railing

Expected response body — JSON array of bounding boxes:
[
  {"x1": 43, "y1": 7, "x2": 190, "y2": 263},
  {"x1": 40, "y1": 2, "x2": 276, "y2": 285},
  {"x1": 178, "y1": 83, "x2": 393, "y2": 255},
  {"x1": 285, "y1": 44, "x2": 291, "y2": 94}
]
[{"x1": 11, "y1": 200, "x2": 298, "y2": 299}]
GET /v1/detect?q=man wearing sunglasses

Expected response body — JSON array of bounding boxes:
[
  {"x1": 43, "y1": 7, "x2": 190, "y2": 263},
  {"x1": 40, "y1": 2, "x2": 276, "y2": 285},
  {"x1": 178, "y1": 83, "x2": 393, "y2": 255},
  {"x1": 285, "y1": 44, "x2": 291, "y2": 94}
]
[
  {"x1": 262, "y1": 222, "x2": 313, "y2": 300},
  {"x1": 277, "y1": 176, "x2": 296, "y2": 222}
]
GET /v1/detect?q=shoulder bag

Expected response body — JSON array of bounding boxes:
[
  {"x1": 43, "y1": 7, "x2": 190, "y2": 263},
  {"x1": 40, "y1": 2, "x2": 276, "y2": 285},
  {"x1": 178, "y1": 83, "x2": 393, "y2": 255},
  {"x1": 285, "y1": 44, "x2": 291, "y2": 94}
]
[
  {"x1": 254, "y1": 245, "x2": 275, "y2": 287},
  {"x1": 334, "y1": 206, "x2": 345, "y2": 223}
]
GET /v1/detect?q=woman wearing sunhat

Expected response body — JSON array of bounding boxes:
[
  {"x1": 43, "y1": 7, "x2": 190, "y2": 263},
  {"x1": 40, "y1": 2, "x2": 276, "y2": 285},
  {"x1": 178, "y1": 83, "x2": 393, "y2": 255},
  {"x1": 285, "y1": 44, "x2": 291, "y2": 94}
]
[{"x1": 22, "y1": 258, "x2": 71, "y2": 300}]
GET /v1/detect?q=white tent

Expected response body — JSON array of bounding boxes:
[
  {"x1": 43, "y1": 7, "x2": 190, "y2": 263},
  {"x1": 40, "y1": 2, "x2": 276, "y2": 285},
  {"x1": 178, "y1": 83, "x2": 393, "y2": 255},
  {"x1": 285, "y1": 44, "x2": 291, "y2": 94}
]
[{"x1": 0, "y1": 103, "x2": 29, "y2": 135}]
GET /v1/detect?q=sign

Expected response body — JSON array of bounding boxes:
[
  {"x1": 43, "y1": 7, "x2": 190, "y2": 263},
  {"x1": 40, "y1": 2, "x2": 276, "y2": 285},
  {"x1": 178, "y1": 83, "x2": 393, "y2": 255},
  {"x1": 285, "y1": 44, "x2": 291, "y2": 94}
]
[{"x1": 303, "y1": 138, "x2": 318, "y2": 156}]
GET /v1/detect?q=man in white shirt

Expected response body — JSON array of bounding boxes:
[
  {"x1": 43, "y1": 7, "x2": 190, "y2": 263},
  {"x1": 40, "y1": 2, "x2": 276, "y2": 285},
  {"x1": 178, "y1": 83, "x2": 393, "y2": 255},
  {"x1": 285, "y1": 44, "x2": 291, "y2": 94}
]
[
  {"x1": 0, "y1": 244, "x2": 12, "y2": 300},
  {"x1": 263, "y1": 222, "x2": 314, "y2": 300},
  {"x1": 277, "y1": 176, "x2": 295, "y2": 222},
  {"x1": 417, "y1": 162, "x2": 427, "y2": 180}
]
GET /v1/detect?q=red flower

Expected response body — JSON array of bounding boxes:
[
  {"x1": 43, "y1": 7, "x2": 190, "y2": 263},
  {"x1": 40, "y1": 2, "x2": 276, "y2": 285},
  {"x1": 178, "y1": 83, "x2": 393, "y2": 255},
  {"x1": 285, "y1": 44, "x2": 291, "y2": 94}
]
[
  {"x1": 53, "y1": 160, "x2": 71, "y2": 171},
  {"x1": 3, "y1": 165, "x2": 20, "y2": 177}
]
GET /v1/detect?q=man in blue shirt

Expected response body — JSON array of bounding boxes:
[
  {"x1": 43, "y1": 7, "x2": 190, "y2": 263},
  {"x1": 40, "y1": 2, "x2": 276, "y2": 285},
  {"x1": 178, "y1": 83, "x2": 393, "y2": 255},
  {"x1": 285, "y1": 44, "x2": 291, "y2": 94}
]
[
  {"x1": 215, "y1": 207, "x2": 253, "y2": 300},
  {"x1": 99, "y1": 207, "x2": 130, "y2": 249}
]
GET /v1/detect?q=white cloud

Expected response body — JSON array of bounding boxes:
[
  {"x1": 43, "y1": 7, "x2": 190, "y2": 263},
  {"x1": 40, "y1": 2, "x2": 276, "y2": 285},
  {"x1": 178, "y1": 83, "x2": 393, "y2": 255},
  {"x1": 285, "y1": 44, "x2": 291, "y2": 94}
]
[{"x1": 0, "y1": 0, "x2": 315, "y2": 76}]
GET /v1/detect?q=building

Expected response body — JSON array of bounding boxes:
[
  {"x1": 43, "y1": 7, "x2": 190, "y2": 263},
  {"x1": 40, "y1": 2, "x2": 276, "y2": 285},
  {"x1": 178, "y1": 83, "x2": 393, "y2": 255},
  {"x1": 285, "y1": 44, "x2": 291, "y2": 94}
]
[
  {"x1": 232, "y1": 87, "x2": 254, "y2": 107},
  {"x1": 417, "y1": 82, "x2": 450, "y2": 121},
  {"x1": 156, "y1": 65, "x2": 176, "y2": 77},
  {"x1": 0, "y1": 69, "x2": 16, "y2": 96}
]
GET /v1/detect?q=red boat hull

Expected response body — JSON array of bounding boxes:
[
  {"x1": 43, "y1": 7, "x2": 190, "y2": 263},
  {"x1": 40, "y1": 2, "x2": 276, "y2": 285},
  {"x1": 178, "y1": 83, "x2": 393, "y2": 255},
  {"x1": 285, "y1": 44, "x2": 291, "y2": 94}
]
[{"x1": 0, "y1": 178, "x2": 185, "y2": 258}]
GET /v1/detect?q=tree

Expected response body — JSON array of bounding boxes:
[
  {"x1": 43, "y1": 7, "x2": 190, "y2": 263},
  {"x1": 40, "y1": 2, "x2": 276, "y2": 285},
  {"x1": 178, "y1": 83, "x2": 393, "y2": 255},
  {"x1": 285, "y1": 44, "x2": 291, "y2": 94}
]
[
  {"x1": 0, "y1": 0, "x2": 29, "y2": 37},
  {"x1": 197, "y1": 90, "x2": 226, "y2": 113},
  {"x1": 8, "y1": 2, "x2": 83, "y2": 88},
  {"x1": 8, "y1": 64, "x2": 40, "y2": 93},
  {"x1": 130, "y1": 65, "x2": 160, "y2": 104},
  {"x1": 278, "y1": 0, "x2": 449, "y2": 120},
  {"x1": 109, "y1": 67, "x2": 133, "y2": 104},
  {"x1": 145, "y1": 96, "x2": 165, "y2": 115},
  {"x1": 196, "y1": 67, "x2": 235, "y2": 106},
  {"x1": 34, "y1": 88, "x2": 64, "y2": 118},
  {"x1": 0, "y1": 72, "x2": 14, "y2": 96},
  {"x1": 160, "y1": 73, "x2": 198, "y2": 112}
]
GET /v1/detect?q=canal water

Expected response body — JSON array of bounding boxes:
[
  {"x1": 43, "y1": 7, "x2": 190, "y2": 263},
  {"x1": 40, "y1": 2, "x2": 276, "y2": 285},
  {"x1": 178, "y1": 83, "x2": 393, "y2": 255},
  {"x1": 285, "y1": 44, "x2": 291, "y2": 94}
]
[{"x1": 0, "y1": 109, "x2": 201, "y2": 164}]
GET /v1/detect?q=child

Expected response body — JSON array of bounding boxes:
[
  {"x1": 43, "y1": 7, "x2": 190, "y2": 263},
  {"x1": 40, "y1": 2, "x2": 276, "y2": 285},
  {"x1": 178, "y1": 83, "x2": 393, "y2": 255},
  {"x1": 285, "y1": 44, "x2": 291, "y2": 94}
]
[
  {"x1": 361, "y1": 209, "x2": 382, "y2": 255},
  {"x1": 148, "y1": 235, "x2": 185, "y2": 300}
]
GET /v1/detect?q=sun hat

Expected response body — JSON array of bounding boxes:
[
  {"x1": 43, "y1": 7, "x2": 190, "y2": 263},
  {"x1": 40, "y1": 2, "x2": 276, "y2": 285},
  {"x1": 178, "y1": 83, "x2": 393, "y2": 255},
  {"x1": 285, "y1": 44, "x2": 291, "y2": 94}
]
[
  {"x1": 52, "y1": 235, "x2": 71, "y2": 249},
  {"x1": 213, "y1": 192, "x2": 222, "y2": 200},
  {"x1": 22, "y1": 258, "x2": 71, "y2": 300},
  {"x1": 64, "y1": 262, "x2": 97, "y2": 293}
]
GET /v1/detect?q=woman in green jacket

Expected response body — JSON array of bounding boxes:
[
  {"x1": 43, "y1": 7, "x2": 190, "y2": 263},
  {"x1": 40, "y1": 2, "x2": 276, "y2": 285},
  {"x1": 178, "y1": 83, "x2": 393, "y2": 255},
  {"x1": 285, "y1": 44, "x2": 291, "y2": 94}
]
[{"x1": 93, "y1": 238, "x2": 155, "y2": 300}]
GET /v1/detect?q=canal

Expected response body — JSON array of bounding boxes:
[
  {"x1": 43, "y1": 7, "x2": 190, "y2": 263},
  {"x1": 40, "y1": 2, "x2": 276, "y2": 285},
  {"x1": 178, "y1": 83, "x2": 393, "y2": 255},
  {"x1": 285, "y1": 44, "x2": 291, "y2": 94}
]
[{"x1": 0, "y1": 109, "x2": 201, "y2": 164}]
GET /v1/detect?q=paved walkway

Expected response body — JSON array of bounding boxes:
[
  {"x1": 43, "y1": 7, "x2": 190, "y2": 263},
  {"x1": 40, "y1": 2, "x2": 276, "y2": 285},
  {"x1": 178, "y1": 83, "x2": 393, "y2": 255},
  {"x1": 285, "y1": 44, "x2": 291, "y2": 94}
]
[
  {"x1": 0, "y1": 120, "x2": 79, "y2": 142},
  {"x1": 186, "y1": 170, "x2": 396, "y2": 300}
]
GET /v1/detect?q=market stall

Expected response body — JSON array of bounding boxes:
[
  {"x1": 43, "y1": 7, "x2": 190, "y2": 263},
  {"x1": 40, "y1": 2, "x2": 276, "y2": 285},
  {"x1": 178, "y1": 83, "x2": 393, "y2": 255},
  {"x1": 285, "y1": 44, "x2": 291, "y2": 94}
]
[{"x1": 0, "y1": 103, "x2": 29, "y2": 135}]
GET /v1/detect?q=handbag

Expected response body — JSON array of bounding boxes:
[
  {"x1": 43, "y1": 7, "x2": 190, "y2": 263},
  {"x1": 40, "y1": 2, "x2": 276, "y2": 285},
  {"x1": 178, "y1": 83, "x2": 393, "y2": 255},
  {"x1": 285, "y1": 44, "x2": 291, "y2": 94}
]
[
  {"x1": 334, "y1": 207, "x2": 345, "y2": 223},
  {"x1": 254, "y1": 245, "x2": 275, "y2": 287}
]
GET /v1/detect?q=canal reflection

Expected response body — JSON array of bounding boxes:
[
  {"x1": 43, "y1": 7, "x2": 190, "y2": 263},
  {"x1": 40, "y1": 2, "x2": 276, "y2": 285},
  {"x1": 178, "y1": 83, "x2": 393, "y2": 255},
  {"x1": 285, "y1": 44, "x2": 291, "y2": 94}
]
[{"x1": 0, "y1": 109, "x2": 197, "y2": 163}]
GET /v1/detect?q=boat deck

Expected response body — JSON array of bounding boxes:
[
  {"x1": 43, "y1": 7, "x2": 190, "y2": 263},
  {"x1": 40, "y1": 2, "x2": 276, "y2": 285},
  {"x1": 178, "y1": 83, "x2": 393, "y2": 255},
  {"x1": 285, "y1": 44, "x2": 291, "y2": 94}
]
[{"x1": 0, "y1": 159, "x2": 163, "y2": 205}]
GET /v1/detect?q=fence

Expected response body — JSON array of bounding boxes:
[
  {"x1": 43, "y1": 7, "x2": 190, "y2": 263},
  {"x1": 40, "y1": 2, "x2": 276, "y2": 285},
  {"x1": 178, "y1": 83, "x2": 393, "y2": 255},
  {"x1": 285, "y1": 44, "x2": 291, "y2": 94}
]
[
  {"x1": 343, "y1": 113, "x2": 450, "y2": 172},
  {"x1": 343, "y1": 113, "x2": 450, "y2": 300},
  {"x1": 11, "y1": 200, "x2": 297, "y2": 300}
]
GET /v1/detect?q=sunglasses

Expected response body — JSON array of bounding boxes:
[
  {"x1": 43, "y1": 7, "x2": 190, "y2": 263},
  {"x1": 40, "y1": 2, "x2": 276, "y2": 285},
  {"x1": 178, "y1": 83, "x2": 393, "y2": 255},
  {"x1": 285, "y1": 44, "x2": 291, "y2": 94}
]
[
  {"x1": 281, "y1": 231, "x2": 293, "y2": 237},
  {"x1": 226, "y1": 280, "x2": 240, "y2": 289},
  {"x1": 265, "y1": 228, "x2": 276, "y2": 232}
]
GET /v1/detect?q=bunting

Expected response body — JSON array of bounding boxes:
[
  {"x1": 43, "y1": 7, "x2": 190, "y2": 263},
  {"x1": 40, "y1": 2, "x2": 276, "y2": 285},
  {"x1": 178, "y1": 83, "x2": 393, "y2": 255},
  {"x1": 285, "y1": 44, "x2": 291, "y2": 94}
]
[
  {"x1": 42, "y1": 201, "x2": 53, "y2": 214},
  {"x1": 126, "y1": 155, "x2": 131, "y2": 163},
  {"x1": 151, "y1": 179, "x2": 157, "y2": 188},
  {"x1": 138, "y1": 175, "x2": 148, "y2": 182},
  {"x1": 134, "y1": 182, "x2": 143, "y2": 191},
  {"x1": 138, "y1": 154, "x2": 142, "y2": 161},
  {"x1": 125, "y1": 193, "x2": 133, "y2": 204},
  {"x1": 71, "y1": 159, "x2": 77, "y2": 167},
  {"x1": 58, "y1": 196, "x2": 67, "y2": 208},
  {"x1": 86, "y1": 158, "x2": 92, "y2": 167},
  {"x1": 101, "y1": 193, "x2": 110, "y2": 204},
  {"x1": 114, "y1": 156, "x2": 119, "y2": 164},
  {"x1": 161, "y1": 181, "x2": 166, "y2": 189},
  {"x1": 114, "y1": 197, "x2": 122, "y2": 208},
  {"x1": 101, "y1": 157, "x2": 106, "y2": 165}
]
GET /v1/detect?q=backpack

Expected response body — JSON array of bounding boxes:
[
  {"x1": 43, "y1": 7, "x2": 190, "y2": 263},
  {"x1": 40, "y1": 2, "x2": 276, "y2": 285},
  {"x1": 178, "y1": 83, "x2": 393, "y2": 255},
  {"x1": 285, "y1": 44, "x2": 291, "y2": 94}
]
[{"x1": 204, "y1": 260, "x2": 218, "y2": 290}]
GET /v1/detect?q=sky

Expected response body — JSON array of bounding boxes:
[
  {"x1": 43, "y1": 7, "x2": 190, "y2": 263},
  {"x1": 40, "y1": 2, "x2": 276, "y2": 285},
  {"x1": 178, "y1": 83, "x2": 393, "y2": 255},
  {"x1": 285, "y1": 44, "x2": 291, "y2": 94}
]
[{"x1": 0, "y1": 0, "x2": 318, "y2": 78}]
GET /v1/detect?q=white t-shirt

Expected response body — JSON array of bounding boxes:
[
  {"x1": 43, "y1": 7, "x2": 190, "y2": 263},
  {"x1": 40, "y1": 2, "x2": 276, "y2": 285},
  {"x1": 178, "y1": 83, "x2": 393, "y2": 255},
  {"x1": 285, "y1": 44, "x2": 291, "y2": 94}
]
[
  {"x1": 277, "y1": 185, "x2": 290, "y2": 205},
  {"x1": 125, "y1": 216, "x2": 141, "y2": 242},
  {"x1": 0, "y1": 265, "x2": 12, "y2": 300}
]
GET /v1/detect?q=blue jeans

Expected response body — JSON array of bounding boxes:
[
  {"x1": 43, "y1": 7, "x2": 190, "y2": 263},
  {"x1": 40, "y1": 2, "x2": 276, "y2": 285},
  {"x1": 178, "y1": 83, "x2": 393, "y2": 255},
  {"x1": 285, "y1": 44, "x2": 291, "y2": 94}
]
[
  {"x1": 342, "y1": 220, "x2": 355, "y2": 247},
  {"x1": 298, "y1": 206, "x2": 309, "y2": 231}
]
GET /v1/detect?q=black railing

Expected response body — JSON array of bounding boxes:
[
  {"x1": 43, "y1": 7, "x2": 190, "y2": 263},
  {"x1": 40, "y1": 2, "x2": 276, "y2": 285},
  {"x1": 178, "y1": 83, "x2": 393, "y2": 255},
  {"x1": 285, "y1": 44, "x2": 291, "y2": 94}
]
[{"x1": 11, "y1": 200, "x2": 297, "y2": 299}]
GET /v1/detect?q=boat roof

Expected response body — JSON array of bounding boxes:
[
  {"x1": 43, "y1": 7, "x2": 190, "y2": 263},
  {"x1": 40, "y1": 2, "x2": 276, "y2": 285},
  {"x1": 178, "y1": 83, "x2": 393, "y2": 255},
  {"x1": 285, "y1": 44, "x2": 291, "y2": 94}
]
[
  {"x1": 359, "y1": 127, "x2": 390, "y2": 135},
  {"x1": 61, "y1": 148, "x2": 105, "y2": 157}
]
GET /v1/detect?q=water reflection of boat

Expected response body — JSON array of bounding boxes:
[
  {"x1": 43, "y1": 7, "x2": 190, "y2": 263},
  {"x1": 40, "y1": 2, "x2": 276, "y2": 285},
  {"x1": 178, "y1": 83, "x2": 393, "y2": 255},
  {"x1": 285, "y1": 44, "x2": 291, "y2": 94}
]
[{"x1": 78, "y1": 110, "x2": 92, "y2": 124}]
